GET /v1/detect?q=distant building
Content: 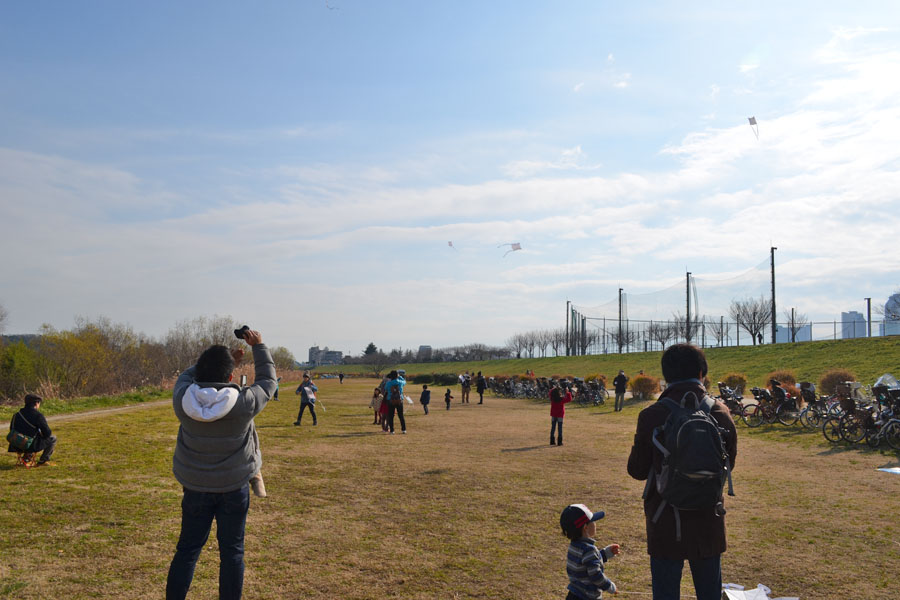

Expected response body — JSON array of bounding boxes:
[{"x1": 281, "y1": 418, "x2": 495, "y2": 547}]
[
  {"x1": 841, "y1": 311, "x2": 867, "y2": 339},
  {"x1": 417, "y1": 345, "x2": 433, "y2": 361},
  {"x1": 775, "y1": 323, "x2": 811, "y2": 343},
  {"x1": 308, "y1": 346, "x2": 343, "y2": 366},
  {"x1": 881, "y1": 293, "x2": 900, "y2": 336}
]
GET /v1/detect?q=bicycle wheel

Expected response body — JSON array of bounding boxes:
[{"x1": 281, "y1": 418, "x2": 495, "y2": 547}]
[
  {"x1": 798, "y1": 407, "x2": 810, "y2": 428},
  {"x1": 885, "y1": 421, "x2": 900, "y2": 451},
  {"x1": 822, "y1": 417, "x2": 843, "y2": 443},
  {"x1": 839, "y1": 413, "x2": 866, "y2": 444},
  {"x1": 745, "y1": 405, "x2": 763, "y2": 428},
  {"x1": 601, "y1": 389, "x2": 610, "y2": 401},
  {"x1": 777, "y1": 404, "x2": 799, "y2": 426},
  {"x1": 806, "y1": 408, "x2": 824, "y2": 429},
  {"x1": 866, "y1": 425, "x2": 882, "y2": 448}
]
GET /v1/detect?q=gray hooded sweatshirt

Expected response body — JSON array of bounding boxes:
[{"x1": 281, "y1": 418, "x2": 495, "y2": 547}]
[{"x1": 172, "y1": 344, "x2": 277, "y2": 493}]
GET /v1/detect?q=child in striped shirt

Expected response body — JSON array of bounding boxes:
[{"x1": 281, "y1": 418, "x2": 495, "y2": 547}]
[{"x1": 560, "y1": 504, "x2": 620, "y2": 599}]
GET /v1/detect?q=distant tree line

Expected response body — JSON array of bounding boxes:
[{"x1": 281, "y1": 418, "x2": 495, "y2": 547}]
[{"x1": 0, "y1": 308, "x2": 296, "y2": 402}]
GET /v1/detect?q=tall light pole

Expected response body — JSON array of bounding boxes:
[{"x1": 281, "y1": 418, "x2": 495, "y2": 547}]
[
  {"x1": 770, "y1": 247, "x2": 777, "y2": 344},
  {"x1": 865, "y1": 297, "x2": 872, "y2": 338}
]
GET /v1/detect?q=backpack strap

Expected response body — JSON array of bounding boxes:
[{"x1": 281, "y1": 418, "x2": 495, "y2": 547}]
[{"x1": 14, "y1": 410, "x2": 37, "y2": 432}]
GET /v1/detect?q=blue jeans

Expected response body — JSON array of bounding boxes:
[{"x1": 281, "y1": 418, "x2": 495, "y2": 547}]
[
  {"x1": 166, "y1": 485, "x2": 250, "y2": 600},
  {"x1": 650, "y1": 555, "x2": 721, "y2": 600}
]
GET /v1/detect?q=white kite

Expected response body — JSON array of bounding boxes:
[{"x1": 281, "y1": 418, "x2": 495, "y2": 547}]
[
  {"x1": 748, "y1": 116, "x2": 759, "y2": 140},
  {"x1": 498, "y1": 242, "x2": 522, "y2": 257},
  {"x1": 723, "y1": 583, "x2": 798, "y2": 600}
]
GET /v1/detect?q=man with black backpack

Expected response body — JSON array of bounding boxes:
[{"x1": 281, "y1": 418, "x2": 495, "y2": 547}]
[{"x1": 627, "y1": 344, "x2": 737, "y2": 600}]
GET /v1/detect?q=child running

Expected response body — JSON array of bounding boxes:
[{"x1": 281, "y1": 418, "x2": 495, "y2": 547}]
[
  {"x1": 444, "y1": 388, "x2": 454, "y2": 410},
  {"x1": 559, "y1": 504, "x2": 620, "y2": 599}
]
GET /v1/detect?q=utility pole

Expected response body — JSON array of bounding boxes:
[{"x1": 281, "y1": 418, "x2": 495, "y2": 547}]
[
  {"x1": 618, "y1": 288, "x2": 623, "y2": 354},
  {"x1": 686, "y1": 271, "x2": 692, "y2": 344},
  {"x1": 770, "y1": 247, "x2": 777, "y2": 344},
  {"x1": 865, "y1": 297, "x2": 872, "y2": 337},
  {"x1": 565, "y1": 301, "x2": 571, "y2": 356}
]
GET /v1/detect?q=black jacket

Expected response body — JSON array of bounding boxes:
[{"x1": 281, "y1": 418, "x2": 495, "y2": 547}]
[
  {"x1": 626, "y1": 382, "x2": 738, "y2": 560},
  {"x1": 7, "y1": 406, "x2": 52, "y2": 452}
]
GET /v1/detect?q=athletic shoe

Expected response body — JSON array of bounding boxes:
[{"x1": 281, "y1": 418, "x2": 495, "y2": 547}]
[{"x1": 36, "y1": 461, "x2": 56, "y2": 467}]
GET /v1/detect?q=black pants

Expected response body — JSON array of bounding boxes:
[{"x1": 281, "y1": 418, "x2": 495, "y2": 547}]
[
  {"x1": 297, "y1": 402, "x2": 317, "y2": 424},
  {"x1": 388, "y1": 403, "x2": 406, "y2": 432},
  {"x1": 550, "y1": 418, "x2": 563, "y2": 444}
]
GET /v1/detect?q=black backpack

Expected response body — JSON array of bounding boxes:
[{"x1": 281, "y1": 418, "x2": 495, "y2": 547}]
[{"x1": 644, "y1": 391, "x2": 734, "y2": 540}]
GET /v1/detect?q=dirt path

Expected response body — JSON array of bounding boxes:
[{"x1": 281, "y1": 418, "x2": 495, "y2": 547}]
[{"x1": 1, "y1": 399, "x2": 169, "y2": 428}]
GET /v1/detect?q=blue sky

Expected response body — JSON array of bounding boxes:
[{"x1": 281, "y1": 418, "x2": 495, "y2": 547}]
[{"x1": 2, "y1": 1, "x2": 900, "y2": 356}]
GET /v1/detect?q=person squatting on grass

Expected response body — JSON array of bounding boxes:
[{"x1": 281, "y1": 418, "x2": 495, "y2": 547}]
[
  {"x1": 293, "y1": 373, "x2": 318, "y2": 426},
  {"x1": 370, "y1": 387, "x2": 383, "y2": 425},
  {"x1": 166, "y1": 329, "x2": 277, "y2": 600},
  {"x1": 549, "y1": 383, "x2": 572, "y2": 446},
  {"x1": 420, "y1": 384, "x2": 431, "y2": 415},
  {"x1": 612, "y1": 370, "x2": 629, "y2": 412},
  {"x1": 7, "y1": 393, "x2": 57, "y2": 466},
  {"x1": 384, "y1": 370, "x2": 407, "y2": 434},
  {"x1": 560, "y1": 503, "x2": 620, "y2": 599},
  {"x1": 626, "y1": 343, "x2": 738, "y2": 600}
]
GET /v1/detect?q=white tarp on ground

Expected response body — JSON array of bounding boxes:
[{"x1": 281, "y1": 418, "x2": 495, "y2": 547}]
[{"x1": 723, "y1": 583, "x2": 798, "y2": 600}]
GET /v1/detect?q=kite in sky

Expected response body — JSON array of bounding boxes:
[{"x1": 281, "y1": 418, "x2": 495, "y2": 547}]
[
  {"x1": 498, "y1": 242, "x2": 522, "y2": 257},
  {"x1": 447, "y1": 241, "x2": 457, "y2": 250},
  {"x1": 748, "y1": 116, "x2": 759, "y2": 140}
]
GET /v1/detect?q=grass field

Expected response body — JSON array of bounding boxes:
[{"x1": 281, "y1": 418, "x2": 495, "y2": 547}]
[
  {"x1": 2, "y1": 377, "x2": 898, "y2": 599},
  {"x1": 332, "y1": 337, "x2": 900, "y2": 389}
]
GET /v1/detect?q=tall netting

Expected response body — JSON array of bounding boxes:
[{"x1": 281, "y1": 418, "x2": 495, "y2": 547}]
[{"x1": 569, "y1": 258, "x2": 774, "y2": 354}]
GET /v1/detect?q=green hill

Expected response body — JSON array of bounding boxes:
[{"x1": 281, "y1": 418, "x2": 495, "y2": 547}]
[{"x1": 333, "y1": 336, "x2": 900, "y2": 388}]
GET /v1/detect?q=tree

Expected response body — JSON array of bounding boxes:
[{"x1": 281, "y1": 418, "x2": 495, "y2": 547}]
[
  {"x1": 783, "y1": 309, "x2": 809, "y2": 343},
  {"x1": 729, "y1": 296, "x2": 771, "y2": 345},
  {"x1": 369, "y1": 351, "x2": 393, "y2": 377},
  {"x1": 671, "y1": 312, "x2": 703, "y2": 344},
  {"x1": 548, "y1": 328, "x2": 566, "y2": 357},
  {"x1": 506, "y1": 334, "x2": 525, "y2": 359},
  {"x1": 647, "y1": 321, "x2": 675, "y2": 350},
  {"x1": 270, "y1": 346, "x2": 297, "y2": 371},
  {"x1": 0, "y1": 301, "x2": 7, "y2": 336},
  {"x1": 364, "y1": 342, "x2": 377, "y2": 356},
  {"x1": 706, "y1": 317, "x2": 730, "y2": 347}
]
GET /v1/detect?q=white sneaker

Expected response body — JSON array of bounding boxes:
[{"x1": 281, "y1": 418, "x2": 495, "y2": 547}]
[
  {"x1": 402, "y1": 430, "x2": 407, "y2": 434},
  {"x1": 250, "y1": 473, "x2": 267, "y2": 498}
]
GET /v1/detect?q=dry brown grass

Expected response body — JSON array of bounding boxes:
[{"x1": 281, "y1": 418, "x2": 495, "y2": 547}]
[{"x1": 1, "y1": 378, "x2": 898, "y2": 599}]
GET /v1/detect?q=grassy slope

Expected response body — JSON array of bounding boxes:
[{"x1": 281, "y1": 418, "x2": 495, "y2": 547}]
[
  {"x1": 1, "y1": 378, "x2": 897, "y2": 599},
  {"x1": 333, "y1": 337, "x2": 900, "y2": 387}
]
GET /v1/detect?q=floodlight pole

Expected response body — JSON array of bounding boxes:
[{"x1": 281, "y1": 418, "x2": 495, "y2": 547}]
[
  {"x1": 865, "y1": 297, "x2": 872, "y2": 337},
  {"x1": 618, "y1": 288, "x2": 623, "y2": 354},
  {"x1": 566, "y1": 301, "x2": 571, "y2": 356},
  {"x1": 770, "y1": 247, "x2": 777, "y2": 344},
  {"x1": 686, "y1": 272, "x2": 692, "y2": 344}
]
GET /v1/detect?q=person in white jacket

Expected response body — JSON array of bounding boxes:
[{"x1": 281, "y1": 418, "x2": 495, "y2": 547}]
[{"x1": 166, "y1": 329, "x2": 276, "y2": 600}]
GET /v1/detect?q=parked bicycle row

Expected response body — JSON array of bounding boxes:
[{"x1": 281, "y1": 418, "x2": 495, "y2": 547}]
[
  {"x1": 713, "y1": 374, "x2": 900, "y2": 450},
  {"x1": 487, "y1": 376, "x2": 610, "y2": 405}
]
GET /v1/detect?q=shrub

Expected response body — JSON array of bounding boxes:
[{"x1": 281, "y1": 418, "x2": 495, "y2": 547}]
[
  {"x1": 431, "y1": 373, "x2": 459, "y2": 386},
  {"x1": 585, "y1": 373, "x2": 608, "y2": 387},
  {"x1": 819, "y1": 368, "x2": 856, "y2": 395},
  {"x1": 764, "y1": 369, "x2": 797, "y2": 389},
  {"x1": 720, "y1": 372, "x2": 748, "y2": 394},
  {"x1": 629, "y1": 375, "x2": 660, "y2": 400},
  {"x1": 410, "y1": 374, "x2": 433, "y2": 384}
]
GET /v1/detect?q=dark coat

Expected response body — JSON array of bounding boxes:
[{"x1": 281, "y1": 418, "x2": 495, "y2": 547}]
[
  {"x1": 613, "y1": 374, "x2": 629, "y2": 393},
  {"x1": 7, "y1": 406, "x2": 52, "y2": 453},
  {"x1": 626, "y1": 381, "x2": 738, "y2": 560}
]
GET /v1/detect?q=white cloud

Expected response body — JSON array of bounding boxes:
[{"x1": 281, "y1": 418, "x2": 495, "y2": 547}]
[{"x1": 573, "y1": 81, "x2": 585, "y2": 92}]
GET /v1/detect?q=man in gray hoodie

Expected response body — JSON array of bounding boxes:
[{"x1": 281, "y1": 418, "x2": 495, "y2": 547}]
[{"x1": 166, "y1": 329, "x2": 277, "y2": 600}]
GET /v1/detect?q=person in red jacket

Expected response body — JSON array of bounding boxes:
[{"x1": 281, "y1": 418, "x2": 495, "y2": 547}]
[{"x1": 550, "y1": 383, "x2": 573, "y2": 446}]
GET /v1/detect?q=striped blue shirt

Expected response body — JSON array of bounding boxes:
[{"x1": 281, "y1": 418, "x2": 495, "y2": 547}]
[{"x1": 566, "y1": 538, "x2": 616, "y2": 599}]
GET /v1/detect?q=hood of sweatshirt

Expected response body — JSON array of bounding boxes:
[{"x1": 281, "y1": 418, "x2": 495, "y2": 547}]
[{"x1": 182, "y1": 383, "x2": 240, "y2": 422}]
